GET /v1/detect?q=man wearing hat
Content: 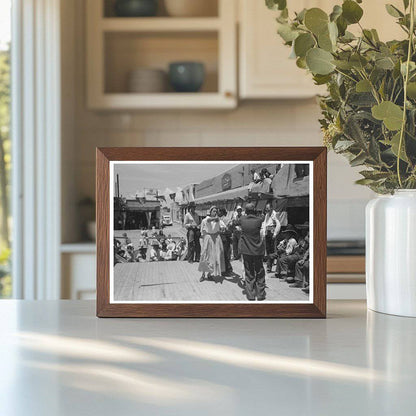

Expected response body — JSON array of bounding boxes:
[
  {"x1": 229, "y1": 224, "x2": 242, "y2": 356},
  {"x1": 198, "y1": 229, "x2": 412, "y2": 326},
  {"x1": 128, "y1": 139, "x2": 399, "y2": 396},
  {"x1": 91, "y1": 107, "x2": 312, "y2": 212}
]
[
  {"x1": 237, "y1": 203, "x2": 266, "y2": 301},
  {"x1": 184, "y1": 201, "x2": 201, "y2": 263},
  {"x1": 231, "y1": 205, "x2": 244, "y2": 260},
  {"x1": 274, "y1": 225, "x2": 299, "y2": 280}
]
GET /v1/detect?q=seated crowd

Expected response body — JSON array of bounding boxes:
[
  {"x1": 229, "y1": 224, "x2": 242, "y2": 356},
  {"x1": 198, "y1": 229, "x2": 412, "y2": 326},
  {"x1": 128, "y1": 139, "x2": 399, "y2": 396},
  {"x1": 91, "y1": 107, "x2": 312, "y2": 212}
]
[
  {"x1": 264, "y1": 208, "x2": 309, "y2": 293},
  {"x1": 114, "y1": 229, "x2": 187, "y2": 264}
]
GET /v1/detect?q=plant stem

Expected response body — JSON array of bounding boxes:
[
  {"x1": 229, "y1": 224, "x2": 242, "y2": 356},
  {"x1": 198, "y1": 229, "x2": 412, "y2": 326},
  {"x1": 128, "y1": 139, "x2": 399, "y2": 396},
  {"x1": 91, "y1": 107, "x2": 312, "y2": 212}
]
[
  {"x1": 334, "y1": 68, "x2": 357, "y2": 83},
  {"x1": 358, "y1": 69, "x2": 380, "y2": 104},
  {"x1": 397, "y1": 0, "x2": 415, "y2": 188}
]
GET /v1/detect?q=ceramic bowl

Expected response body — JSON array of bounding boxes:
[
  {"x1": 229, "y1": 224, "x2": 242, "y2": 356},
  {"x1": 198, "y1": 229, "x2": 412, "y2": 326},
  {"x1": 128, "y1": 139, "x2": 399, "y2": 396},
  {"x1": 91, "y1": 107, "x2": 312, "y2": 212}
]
[
  {"x1": 127, "y1": 68, "x2": 167, "y2": 93},
  {"x1": 114, "y1": 0, "x2": 158, "y2": 17},
  {"x1": 168, "y1": 62, "x2": 205, "y2": 93}
]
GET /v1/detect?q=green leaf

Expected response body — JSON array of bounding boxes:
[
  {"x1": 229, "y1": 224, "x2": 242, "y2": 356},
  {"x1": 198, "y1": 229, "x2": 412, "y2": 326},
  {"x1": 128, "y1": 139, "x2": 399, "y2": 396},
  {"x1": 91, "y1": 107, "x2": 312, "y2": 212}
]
[
  {"x1": 334, "y1": 139, "x2": 355, "y2": 152},
  {"x1": 342, "y1": 0, "x2": 363, "y2": 24},
  {"x1": 344, "y1": 114, "x2": 367, "y2": 147},
  {"x1": 313, "y1": 74, "x2": 332, "y2": 85},
  {"x1": 369, "y1": 136, "x2": 381, "y2": 162},
  {"x1": 375, "y1": 56, "x2": 395, "y2": 70},
  {"x1": 385, "y1": 4, "x2": 403, "y2": 18},
  {"x1": 356, "y1": 79, "x2": 372, "y2": 93},
  {"x1": 362, "y1": 29, "x2": 375, "y2": 44},
  {"x1": 381, "y1": 132, "x2": 409, "y2": 162},
  {"x1": 372, "y1": 101, "x2": 404, "y2": 130},
  {"x1": 277, "y1": 23, "x2": 299, "y2": 42},
  {"x1": 295, "y1": 8, "x2": 307, "y2": 22},
  {"x1": 333, "y1": 59, "x2": 353, "y2": 70},
  {"x1": 403, "y1": 0, "x2": 410, "y2": 9},
  {"x1": 294, "y1": 33, "x2": 315, "y2": 57},
  {"x1": 340, "y1": 31, "x2": 356, "y2": 42},
  {"x1": 304, "y1": 8, "x2": 329, "y2": 35},
  {"x1": 350, "y1": 152, "x2": 368, "y2": 167},
  {"x1": 349, "y1": 92, "x2": 377, "y2": 107},
  {"x1": 371, "y1": 29, "x2": 380, "y2": 42},
  {"x1": 359, "y1": 170, "x2": 391, "y2": 180},
  {"x1": 306, "y1": 48, "x2": 335, "y2": 75},
  {"x1": 330, "y1": 5, "x2": 343, "y2": 22},
  {"x1": 350, "y1": 53, "x2": 368, "y2": 69},
  {"x1": 336, "y1": 15, "x2": 348, "y2": 36},
  {"x1": 318, "y1": 22, "x2": 338, "y2": 52},
  {"x1": 328, "y1": 21, "x2": 338, "y2": 45},
  {"x1": 266, "y1": 0, "x2": 287, "y2": 11},
  {"x1": 407, "y1": 82, "x2": 416, "y2": 99},
  {"x1": 318, "y1": 31, "x2": 333, "y2": 52},
  {"x1": 296, "y1": 57, "x2": 307, "y2": 69},
  {"x1": 280, "y1": 8, "x2": 289, "y2": 19},
  {"x1": 355, "y1": 178, "x2": 377, "y2": 185},
  {"x1": 401, "y1": 61, "x2": 416, "y2": 76},
  {"x1": 379, "y1": 78, "x2": 386, "y2": 100}
]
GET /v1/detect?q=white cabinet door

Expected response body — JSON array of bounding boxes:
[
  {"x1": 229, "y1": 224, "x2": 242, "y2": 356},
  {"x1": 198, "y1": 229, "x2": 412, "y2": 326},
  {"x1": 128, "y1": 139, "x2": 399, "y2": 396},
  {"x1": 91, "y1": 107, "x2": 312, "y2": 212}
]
[
  {"x1": 238, "y1": 0, "x2": 404, "y2": 99},
  {"x1": 239, "y1": 0, "x2": 323, "y2": 99},
  {"x1": 239, "y1": 0, "x2": 402, "y2": 99}
]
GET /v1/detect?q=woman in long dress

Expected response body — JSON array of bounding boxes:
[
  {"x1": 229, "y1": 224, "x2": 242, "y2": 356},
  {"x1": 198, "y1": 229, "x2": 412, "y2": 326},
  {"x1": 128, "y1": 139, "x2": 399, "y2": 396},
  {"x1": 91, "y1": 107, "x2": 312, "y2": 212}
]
[{"x1": 198, "y1": 206, "x2": 226, "y2": 282}]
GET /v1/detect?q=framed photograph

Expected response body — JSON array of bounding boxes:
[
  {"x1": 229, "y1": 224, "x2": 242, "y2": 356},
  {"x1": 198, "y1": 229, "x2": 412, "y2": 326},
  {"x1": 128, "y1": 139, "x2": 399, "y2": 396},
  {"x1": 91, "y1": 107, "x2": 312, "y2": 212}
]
[{"x1": 96, "y1": 147, "x2": 327, "y2": 318}]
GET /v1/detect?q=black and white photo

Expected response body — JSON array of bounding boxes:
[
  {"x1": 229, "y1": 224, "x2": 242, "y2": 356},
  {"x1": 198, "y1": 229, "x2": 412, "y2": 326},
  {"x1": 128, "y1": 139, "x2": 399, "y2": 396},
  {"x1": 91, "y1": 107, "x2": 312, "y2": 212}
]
[{"x1": 110, "y1": 161, "x2": 313, "y2": 303}]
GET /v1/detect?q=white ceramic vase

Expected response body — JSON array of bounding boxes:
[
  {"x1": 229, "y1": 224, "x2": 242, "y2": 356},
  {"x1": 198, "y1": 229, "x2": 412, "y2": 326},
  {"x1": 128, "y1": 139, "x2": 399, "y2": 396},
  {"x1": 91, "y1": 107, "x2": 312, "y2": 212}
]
[{"x1": 366, "y1": 190, "x2": 416, "y2": 317}]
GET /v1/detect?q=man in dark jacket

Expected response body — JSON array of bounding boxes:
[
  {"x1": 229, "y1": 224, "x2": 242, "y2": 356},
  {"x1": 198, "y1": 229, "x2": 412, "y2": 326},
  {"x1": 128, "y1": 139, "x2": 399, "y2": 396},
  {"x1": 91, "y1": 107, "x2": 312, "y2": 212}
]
[{"x1": 238, "y1": 203, "x2": 266, "y2": 301}]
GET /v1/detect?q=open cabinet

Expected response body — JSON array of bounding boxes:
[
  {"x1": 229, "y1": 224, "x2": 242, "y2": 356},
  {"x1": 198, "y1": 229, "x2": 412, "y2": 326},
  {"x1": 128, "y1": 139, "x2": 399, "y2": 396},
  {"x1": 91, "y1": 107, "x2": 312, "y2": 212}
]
[{"x1": 86, "y1": 0, "x2": 237, "y2": 109}]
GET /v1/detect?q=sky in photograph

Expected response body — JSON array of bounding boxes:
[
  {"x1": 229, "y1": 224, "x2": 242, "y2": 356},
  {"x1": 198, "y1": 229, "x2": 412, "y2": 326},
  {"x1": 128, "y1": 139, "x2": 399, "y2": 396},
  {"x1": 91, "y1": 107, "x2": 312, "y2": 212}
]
[
  {"x1": 114, "y1": 163, "x2": 238, "y2": 198},
  {"x1": 0, "y1": 0, "x2": 11, "y2": 50}
]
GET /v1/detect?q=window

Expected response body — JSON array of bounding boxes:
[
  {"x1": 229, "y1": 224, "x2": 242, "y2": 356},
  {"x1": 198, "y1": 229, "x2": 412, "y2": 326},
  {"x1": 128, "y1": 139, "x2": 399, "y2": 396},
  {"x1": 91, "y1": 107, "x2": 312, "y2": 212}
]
[{"x1": 0, "y1": 0, "x2": 11, "y2": 298}]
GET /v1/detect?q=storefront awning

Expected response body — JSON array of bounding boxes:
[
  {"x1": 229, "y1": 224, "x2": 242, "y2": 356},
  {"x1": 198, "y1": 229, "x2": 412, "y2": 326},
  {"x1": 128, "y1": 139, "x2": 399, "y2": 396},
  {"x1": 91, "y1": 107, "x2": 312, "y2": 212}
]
[
  {"x1": 194, "y1": 185, "x2": 250, "y2": 205},
  {"x1": 126, "y1": 200, "x2": 160, "y2": 212}
]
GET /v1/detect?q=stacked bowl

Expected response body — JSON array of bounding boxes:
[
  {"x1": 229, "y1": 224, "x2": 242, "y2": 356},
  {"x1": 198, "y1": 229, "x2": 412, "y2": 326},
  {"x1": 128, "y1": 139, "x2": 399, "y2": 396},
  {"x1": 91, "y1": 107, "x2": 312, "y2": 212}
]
[{"x1": 127, "y1": 68, "x2": 167, "y2": 93}]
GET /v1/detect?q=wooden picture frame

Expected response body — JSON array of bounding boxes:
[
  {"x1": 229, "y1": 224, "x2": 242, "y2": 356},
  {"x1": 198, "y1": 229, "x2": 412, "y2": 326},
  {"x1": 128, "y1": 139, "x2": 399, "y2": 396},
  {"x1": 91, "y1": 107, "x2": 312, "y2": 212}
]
[{"x1": 97, "y1": 147, "x2": 327, "y2": 318}]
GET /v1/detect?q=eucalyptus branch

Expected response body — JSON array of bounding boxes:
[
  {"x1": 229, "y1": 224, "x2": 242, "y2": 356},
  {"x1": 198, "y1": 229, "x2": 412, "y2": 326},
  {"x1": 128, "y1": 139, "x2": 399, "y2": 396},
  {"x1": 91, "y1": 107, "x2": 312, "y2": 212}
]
[
  {"x1": 334, "y1": 68, "x2": 358, "y2": 83},
  {"x1": 358, "y1": 69, "x2": 381, "y2": 104},
  {"x1": 393, "y1": 86, "x2": 404, "y2": 104},
  {"x1": 390, "y1": 79, "x2": 398, "y2": 101},
  {"x1": 267, "y1": 0, "x2": 416, "y2": 193},
  {"x1": 397, "y1": 0, "x2": 415, "y2": 187}
]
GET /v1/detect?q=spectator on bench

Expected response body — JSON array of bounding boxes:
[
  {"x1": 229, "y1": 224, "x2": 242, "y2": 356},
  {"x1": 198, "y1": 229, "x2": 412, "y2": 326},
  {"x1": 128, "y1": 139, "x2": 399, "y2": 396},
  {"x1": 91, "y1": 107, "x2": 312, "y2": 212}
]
[
  {"x1": 289, "y1": 234, "x2": 310, "y2": 288},
  {"x1": 271, "y1": 225, "x2": 298, "y2": 279},
  {"x1": 284, "y1": 234, "x2": 309, "y2": 284},
  {"x1": 275, "y1": 225, "x2": 305, "y2": 281}
]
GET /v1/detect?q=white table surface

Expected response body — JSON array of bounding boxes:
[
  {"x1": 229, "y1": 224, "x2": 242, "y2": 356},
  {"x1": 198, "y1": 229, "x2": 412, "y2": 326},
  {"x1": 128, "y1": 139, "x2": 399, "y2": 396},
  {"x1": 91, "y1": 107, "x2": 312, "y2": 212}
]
[{"x1": 0, "y1": 300, "x2": 415, "y2": 416}]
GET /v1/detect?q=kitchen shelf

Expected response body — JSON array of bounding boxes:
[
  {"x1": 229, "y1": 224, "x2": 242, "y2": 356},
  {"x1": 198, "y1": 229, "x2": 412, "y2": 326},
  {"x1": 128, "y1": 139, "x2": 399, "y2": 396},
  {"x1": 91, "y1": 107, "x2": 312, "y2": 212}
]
[
  {"x1": 86, "y1": 0, "x2": 237, "y2": 110},
  {"x1": 101, "y1": 17, "x2": 221, "y2": 32},
  {"x1": 92, "y1": 92, "x2": 235, "y2": 110}
]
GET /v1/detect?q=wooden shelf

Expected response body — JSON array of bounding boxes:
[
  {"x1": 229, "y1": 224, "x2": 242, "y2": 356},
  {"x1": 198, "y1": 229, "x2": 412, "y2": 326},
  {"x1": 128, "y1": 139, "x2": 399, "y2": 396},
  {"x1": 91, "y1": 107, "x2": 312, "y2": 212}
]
[
  {"x1": 101, "y1": 17, "x2": 221, "y2": 32},
  {"x1": 89, "y1": 92, "x2": 235, "y2": 110}
]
